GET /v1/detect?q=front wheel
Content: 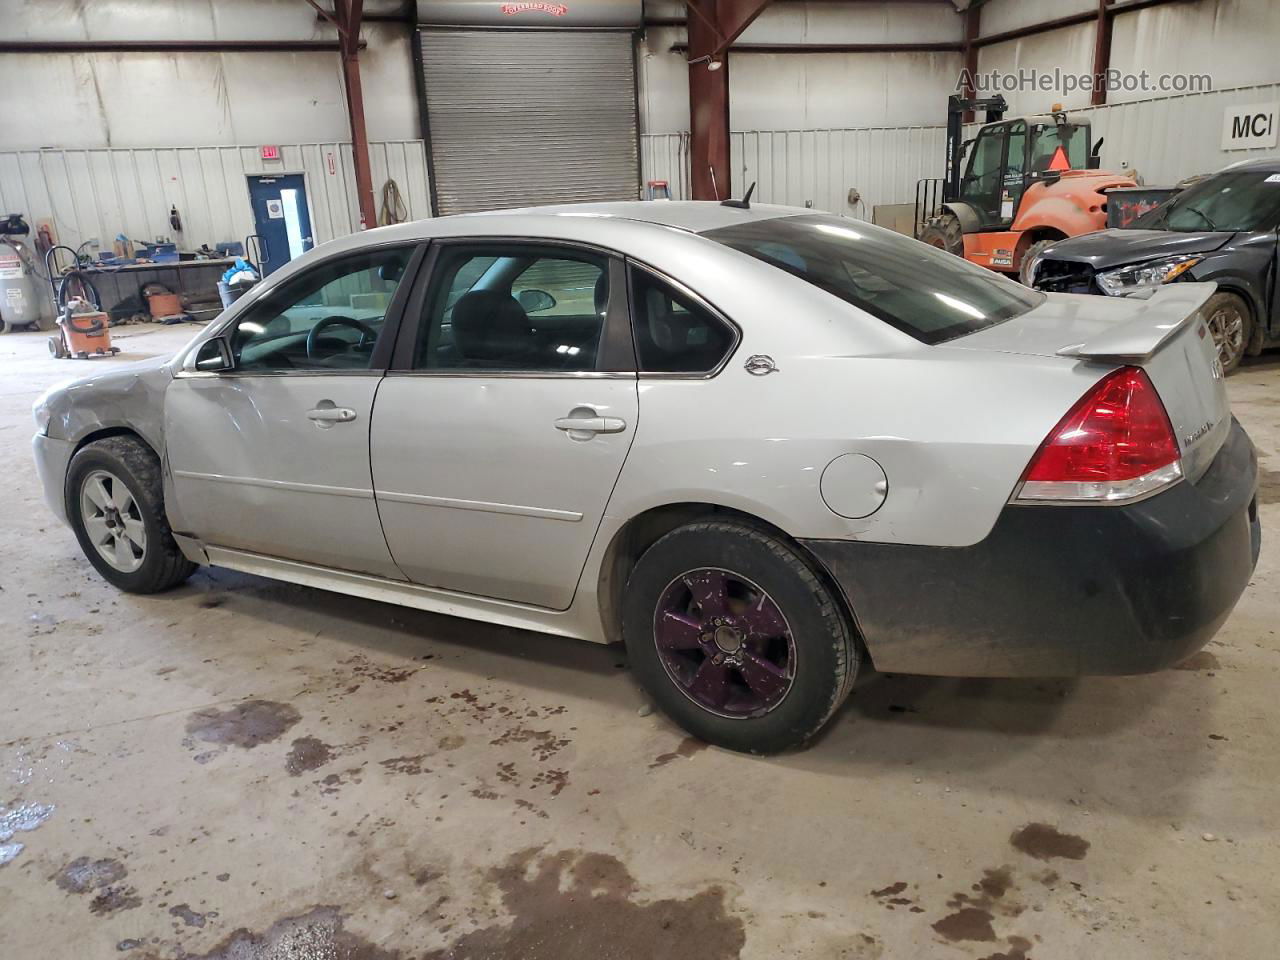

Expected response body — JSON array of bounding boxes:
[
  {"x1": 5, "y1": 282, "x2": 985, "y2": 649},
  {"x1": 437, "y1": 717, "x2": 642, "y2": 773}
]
[
  {"x1": 67, "y1": 436, "x2": 197, "y2": 593},
  {"x1": 623, "y1": 520, "x2": 858, "y2": 754},
  {"x1": 1202, "y1": 291, "x2": 1252, "y2": 375}
]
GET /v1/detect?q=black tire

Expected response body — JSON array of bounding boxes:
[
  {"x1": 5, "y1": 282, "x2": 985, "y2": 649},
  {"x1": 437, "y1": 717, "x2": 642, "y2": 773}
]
[
  {"x1": 66, "y1": 436, "x2": 197, "y2": 593},
  {"x1": 1019, "y1": 237, "x2": 1059, "y2": 286},
  {"x1": 623, "y1": 520, "x2": 858, "y2": 754},
  {"x1": 1202, "y1": 291, "x2": 1251, "y2": 375},
  {"x1": 919, "y1": 212, "x2": 964, "y2": 257}
]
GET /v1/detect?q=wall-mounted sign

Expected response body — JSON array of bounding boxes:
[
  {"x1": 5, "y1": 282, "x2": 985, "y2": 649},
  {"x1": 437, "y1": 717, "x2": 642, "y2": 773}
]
[
  {"x1": 265, "y1": 199, "x2": 284, "y2": 219},
  {"x1": 1221, "y1": 103, "x2": 1278, "y2": 150},
  {"x1": 261, "y1": 144, "x2": 281, "y2": 161}
]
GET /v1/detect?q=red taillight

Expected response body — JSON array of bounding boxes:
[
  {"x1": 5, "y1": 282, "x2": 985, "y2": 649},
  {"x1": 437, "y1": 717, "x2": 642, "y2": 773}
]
[{"x1": 1018, "y1": 367, "x2": 1183, "y2": 503}]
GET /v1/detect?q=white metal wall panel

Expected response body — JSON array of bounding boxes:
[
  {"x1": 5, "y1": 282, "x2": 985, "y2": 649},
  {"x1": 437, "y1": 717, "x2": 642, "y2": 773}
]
[
  {"x1": 730, "y1": 127, "x2": 948, "y2": 219},
  {"x1": 420, "y1": 29, "x2": 640, "y2": 214},
  {"x1": 0, "y1": 141, "x2": 430, "y2": 254},
  {"x1": 639, "y1": 133, "x2": 691, "y2": 199}
]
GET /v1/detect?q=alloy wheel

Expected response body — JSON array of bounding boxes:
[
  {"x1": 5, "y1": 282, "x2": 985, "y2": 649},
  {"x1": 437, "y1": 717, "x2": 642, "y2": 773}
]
[
  {"x1": 79, "y1": 469, "x2": 147, "y2": 573},
  {"x1": 1206, "y1": 304, "x2": 1245, "y2": 368},
  {"x1": 653, "y1": 568, "x2": 797, "y2": 719}
]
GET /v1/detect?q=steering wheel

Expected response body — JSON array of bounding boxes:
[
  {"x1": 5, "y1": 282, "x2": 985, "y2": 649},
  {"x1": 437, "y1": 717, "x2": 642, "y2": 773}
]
[{"x1": 306, "y1": 315, "x2": 376, "y2": 360}]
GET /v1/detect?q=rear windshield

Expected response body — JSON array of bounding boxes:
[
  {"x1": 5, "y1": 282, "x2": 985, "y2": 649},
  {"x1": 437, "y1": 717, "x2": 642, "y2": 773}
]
[{"x1": 702, "y1": 214, "x2": 1043, "y2": 344}]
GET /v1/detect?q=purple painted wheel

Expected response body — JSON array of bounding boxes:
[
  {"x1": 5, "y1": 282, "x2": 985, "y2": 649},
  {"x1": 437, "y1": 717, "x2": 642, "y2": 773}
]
[{"x1": 653, "y1": 568, "x2": 796, "y2": 719}]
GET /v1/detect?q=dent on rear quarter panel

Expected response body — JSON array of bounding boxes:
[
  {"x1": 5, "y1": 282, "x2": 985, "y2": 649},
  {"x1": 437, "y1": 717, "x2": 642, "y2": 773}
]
[{"x1": 612, "y1": 351, "x2": 1108, "y2": 549}]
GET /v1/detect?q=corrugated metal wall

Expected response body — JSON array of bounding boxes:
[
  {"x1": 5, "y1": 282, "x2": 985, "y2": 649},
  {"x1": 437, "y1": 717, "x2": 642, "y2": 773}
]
[
  {"x1": 1081, "y1": 82, "x2": 1280, "y2": 185},
  {"x1": 0, "y1": 141, "x2": 431, "y2": 254},
  {"x1": 641, "y1": 126, "x2": 946, "y2": 217},
  {"x1": 642, "y1": 82, "x2": 1280, "y2": 214}
]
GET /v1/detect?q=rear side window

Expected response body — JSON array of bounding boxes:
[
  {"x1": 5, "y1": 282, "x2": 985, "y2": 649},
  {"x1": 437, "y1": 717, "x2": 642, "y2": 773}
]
[
  {"x1": 703, "y1": 214, "x2": 1042, "y2": 344},
  {"x1": 629, "y1": 266, "x2": 736, "y2": 374}
]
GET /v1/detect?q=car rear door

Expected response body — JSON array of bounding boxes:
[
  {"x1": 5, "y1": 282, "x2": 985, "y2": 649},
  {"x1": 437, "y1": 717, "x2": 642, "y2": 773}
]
[
  {"x1": 369, "y1": 241, "x2": 638, "y2": 610},
  {"x1": 165, "y1": 243, "x2": 424, "y2": 579}
]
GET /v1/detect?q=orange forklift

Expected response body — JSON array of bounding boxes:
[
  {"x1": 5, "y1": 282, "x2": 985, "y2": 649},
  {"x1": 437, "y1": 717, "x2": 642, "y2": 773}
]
[{"x1": 917, "y1": 95, "x2": 1136, "y2": 283}]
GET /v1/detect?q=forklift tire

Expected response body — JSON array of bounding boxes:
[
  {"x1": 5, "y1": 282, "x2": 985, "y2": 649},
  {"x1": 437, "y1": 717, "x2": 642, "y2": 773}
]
[
  {"x1": 919, "y1": 213, "x2": 964, "y2": 257},
  {"x1": 1019, "y1": 238, "x2": 1059, "y2": 286}
]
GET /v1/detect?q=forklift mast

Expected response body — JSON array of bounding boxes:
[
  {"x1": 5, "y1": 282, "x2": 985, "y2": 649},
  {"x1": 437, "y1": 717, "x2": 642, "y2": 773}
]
[{"x1": 944, "y1": 94, "x2": 1008, "y2": 203}]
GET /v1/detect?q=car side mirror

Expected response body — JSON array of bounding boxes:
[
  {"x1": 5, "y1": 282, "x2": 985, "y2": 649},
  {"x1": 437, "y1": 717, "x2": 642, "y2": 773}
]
[
  {"x1": 516, "y1": 289, "x2": 556, "y2": 313},
  {"x1": 194, "y1": 337, "x2": 234, "y2": 372}
]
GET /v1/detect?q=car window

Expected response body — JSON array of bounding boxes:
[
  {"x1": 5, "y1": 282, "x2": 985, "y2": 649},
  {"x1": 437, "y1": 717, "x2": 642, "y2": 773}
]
[
  {"x1": 703, "y1": 215, "x2": 1042, "y2": 345},
  {"x1": 229, "y1": 247, "x2": 414, "y2": 373},
  {"x1": 630, "y1": 267, "x2": 736, "y2": 374},
  {"x1": 417, "y1": 246, "x2": 609, "y2": 372},
  {"x1": 1134, "y1": 169, "x2": 1280, "y2": 233}
]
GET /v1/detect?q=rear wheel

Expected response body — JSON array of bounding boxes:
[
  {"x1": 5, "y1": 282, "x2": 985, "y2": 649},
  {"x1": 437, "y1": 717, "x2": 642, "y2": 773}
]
[
  {"x1": 623, "y1": 520, "x2": 858, "y2": 754},
  {"x1": 1203, "y1": 291, "x2": 1251, "y2": 374},
  {"x1": 67, "y1": 436, "x2": 197, "y2": 593},
  {"x1": 919, "y1": 212, "x2": 964, "y2": 257}
]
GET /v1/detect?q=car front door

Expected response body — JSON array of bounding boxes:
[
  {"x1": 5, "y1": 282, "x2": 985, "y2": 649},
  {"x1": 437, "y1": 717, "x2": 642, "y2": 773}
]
[
  {"x1": 369, "y1": 241, "x2": 638, "y2": 609},
  {"x1": 165, "y1": 243, "x2": 422, "y2": 578}
]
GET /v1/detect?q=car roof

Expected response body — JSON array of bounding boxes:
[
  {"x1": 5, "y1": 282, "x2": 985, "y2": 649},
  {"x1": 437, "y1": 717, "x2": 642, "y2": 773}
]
[
  {"x1": 1220, "y1": 155, "x2": 1280, "y2": 173},
  {"x1": 456, "y1": 200, "x2": 808, "y2": 234}
]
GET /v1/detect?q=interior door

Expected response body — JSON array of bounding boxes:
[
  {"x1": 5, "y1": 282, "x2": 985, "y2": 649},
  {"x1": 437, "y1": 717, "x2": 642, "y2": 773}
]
[
  {"x1": 370, "y1": 242, "x2": 638, "y2": 609},
  {"x1": 247, "y1": 174, "x2": 314, "y2": 276},
  {"x1": 166, "y1": 244, "x2": 420, "y2": 578}
]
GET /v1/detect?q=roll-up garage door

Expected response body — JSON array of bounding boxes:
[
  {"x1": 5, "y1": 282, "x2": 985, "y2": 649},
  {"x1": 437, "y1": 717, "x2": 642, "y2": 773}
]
[{"x1": 418, "y1": 30, "x2": 640, "y2": 215}]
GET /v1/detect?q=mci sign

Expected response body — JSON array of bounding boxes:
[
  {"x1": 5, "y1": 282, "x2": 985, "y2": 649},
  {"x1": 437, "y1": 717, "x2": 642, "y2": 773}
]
[{"x1": 1222, "y1": 103, "x2": 1279, "y2": 150}]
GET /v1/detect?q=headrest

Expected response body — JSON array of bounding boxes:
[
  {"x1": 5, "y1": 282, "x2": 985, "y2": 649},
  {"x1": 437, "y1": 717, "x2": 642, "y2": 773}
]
[{"x1": 451, "y1": 289, "x2": 532, "y2": 365}]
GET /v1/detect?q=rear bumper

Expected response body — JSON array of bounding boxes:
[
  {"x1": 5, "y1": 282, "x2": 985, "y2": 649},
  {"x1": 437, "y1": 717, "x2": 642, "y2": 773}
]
[
  {"x1": 803, "y1": 419, "x2": 1260, "y2": 677},
  {"x1": 33, "y1": 432, "x2": 74, "y2": 526}
]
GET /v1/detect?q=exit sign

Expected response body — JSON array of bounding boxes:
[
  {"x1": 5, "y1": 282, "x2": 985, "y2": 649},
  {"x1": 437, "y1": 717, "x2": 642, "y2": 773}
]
[{"x1": 260, "y1": 145, "x2": 281, "y2": 161}]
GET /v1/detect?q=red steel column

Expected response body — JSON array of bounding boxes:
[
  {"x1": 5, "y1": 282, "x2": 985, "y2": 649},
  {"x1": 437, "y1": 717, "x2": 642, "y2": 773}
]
[{"x1": 334, "y1": 0, "x2": 377, "y2": 229}]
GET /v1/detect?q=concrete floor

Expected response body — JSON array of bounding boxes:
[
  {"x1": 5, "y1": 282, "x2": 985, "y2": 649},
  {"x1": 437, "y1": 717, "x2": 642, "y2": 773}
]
[{"x1": 2, "y1": 322, "x2": 1278, "y2": 959}]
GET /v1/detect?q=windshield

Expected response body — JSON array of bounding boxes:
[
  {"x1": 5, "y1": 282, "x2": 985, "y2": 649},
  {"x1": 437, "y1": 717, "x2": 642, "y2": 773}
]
[
  {"x1": 1134, "y1": 169, "x2": 1280, "y2": 232},
  {"x1": 1028, "y1": 122, "x2": 1089, "y2": 171},
  {"x1": 703, "y1": 214, "x2": 1043, "y2": 345}
]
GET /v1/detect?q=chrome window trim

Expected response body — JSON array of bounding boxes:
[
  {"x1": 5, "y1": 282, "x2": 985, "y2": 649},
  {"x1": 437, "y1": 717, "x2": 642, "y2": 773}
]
[
  {"x1": 383, "y1": 370, "x2": 637, "y2": 381},
  {"x1": 624, "y1": 258, "x2": 742, "y2": 381}
]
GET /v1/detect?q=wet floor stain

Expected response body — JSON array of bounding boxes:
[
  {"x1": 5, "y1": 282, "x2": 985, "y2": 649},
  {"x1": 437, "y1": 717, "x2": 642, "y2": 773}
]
[
  {"x1": 186, "y1": 700, "x2": 301, "y2": 749},
  {"x1": 931, "y1": 907, "x2": 996, "y2": 942},
  {"x1": 380, "y1": 754, "x2": 431, "y2": 776},
  {"x1": 869, "y1": 880, "x2": 920, "y2": 912},
  {"x1": 932, "y1": 866, "x2": 1025, "y2": 943},
  {"x1": 422, "y1": 848, "x2": 744, "y2": 959},
  {"x1": 1173, "y1": 650, "x2": 1221, "y2": 672},
  {"x1": 56, "y1": 856, "x2": 143, "y2": 917},
  {"x1": 489, "y1": 726, "x2": 572, "y2": 763},
  {"x1": 1010, "y1": 823, "x2": 1090, "y2": 861},
  {"x1": 285, "y1": 736, "x2": 334, "y2": 776},
  {"x1": 170, "y1": 902, "x2": 217, "y2": 928},
  {"x1": 177, "y1": 905, "x2": 399, "y2": 959},
  {"x1": 55, "y1": 856, "x2": 126, "y2": 893},
  {"x1": 977, "y1": 935, "x2": 1034, "y2": 960},
  {"x1": 649, "y1": 738, "x2": 709, "y2": 769}
]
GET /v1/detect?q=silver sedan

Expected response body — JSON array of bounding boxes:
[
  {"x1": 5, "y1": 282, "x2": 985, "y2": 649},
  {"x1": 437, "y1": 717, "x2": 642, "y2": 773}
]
[{"x1": 32, "y1": 202, "x2": 1261, "y2": 752}]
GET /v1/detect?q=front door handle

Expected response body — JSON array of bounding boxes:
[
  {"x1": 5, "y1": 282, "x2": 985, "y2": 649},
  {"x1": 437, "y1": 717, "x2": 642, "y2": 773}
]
[
  {"x1": 307, "y1": 405, "x2": 357, "y2": 426},
  {"x1": 554, "y1": 415, "x2": 626, "y2": 435}
]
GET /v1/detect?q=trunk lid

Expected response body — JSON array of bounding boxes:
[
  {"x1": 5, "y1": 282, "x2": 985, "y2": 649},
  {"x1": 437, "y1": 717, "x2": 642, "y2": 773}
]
[{"x1": 943, "y1": 283, "x2": 1230, "y2": 481}]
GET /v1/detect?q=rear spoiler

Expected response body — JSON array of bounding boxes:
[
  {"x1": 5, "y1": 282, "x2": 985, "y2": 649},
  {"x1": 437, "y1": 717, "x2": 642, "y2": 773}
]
[{"x1": 1056, "y1": 282, "x2": 1217, "y2": 362}]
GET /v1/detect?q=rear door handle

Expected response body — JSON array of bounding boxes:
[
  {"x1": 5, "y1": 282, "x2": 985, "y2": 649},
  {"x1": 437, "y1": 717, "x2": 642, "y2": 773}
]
[
  {"x1": 554, "y1": 416, "x2": 626, "y2": 434},
  {"x1": 307, "y1": 405, "x2": 357, "y2": 425}
]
